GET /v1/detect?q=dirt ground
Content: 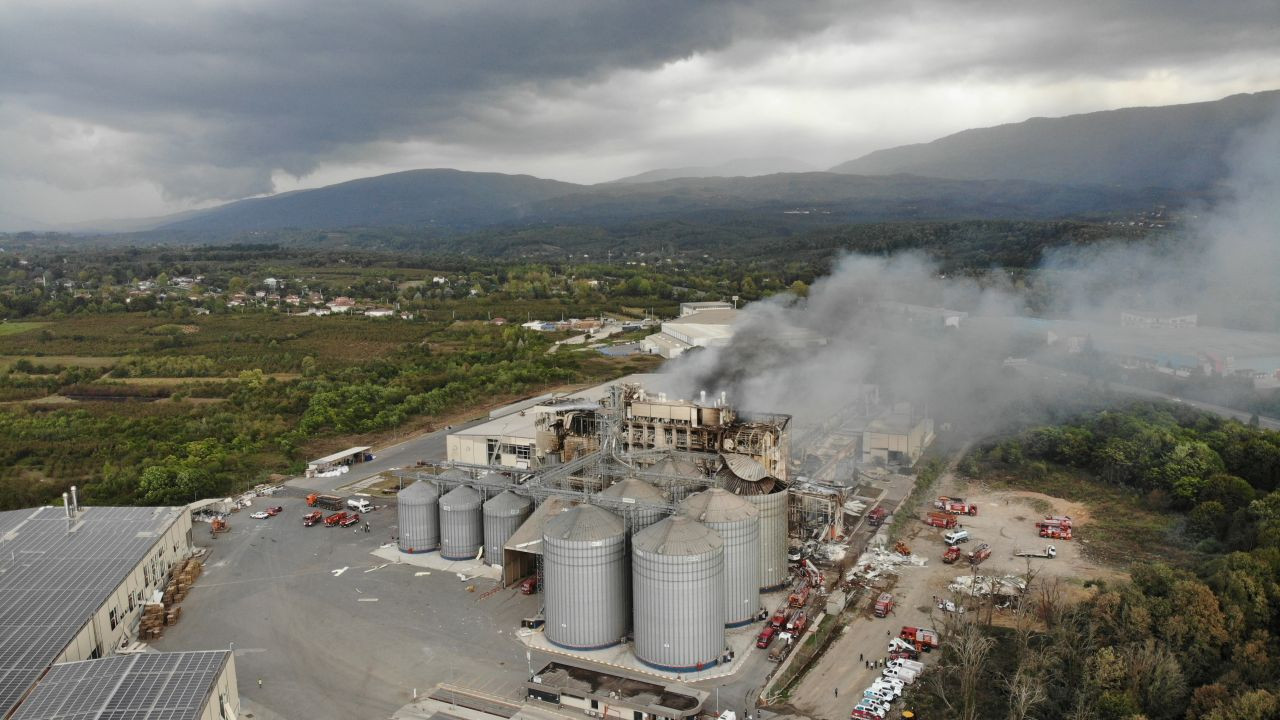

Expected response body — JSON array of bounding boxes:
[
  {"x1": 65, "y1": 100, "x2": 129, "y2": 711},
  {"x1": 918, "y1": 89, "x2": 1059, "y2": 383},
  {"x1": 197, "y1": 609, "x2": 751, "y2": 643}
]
[
  {"x1": 788, "y1": 471, "x2": 1127, "y2": 719},
  {"x1": 924, "y1": 480, "x2": 1127, "y2": 598}
]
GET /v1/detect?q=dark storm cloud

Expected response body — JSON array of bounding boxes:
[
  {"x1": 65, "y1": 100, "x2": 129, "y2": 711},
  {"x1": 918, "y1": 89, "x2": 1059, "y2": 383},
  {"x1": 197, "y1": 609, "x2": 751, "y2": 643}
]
[
  {"x1": 0, "y1": 0, "x2": 1277, "y2": 217},
  {"x1": 0, "y1": 0, "x2": 848, "y2": 199}
]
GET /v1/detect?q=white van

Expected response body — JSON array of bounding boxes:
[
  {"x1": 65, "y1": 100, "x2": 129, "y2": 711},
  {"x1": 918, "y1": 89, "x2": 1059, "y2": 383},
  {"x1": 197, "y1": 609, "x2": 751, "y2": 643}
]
[
  {"x1": 347, "y1": 498, "x2": 373, "y2": 513},
  {"x1": 943, "y1": 529, "x2": 970, "y2": 545},
  {"x1": 888, "y1": 658, "x2": 924, "y2": 673},
  {"x1": 882, "y1": 666, "x2": 917, "y2": 684}
]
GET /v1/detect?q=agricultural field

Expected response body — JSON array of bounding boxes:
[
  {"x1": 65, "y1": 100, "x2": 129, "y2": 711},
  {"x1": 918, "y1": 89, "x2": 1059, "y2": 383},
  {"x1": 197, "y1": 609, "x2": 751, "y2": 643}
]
[
  {"x1": 0, "y1": 321, "x2": 48, "y2": 336},
  {"x1": 0, "y1": 311, "x2": 660, "y2": 510}
]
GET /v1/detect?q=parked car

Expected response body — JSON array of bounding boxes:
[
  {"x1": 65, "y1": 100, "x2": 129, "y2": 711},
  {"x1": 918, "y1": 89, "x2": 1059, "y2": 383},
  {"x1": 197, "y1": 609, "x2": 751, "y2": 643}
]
[
  {"x1": 266, "y1": 506, "x2": 283, "y2": 516},
  {"x1": 853, "y1": 703, "x2": 886, "y2": 719},
  {"x1": 249, "y1": 511, "x2": 270, "y2": 519}
]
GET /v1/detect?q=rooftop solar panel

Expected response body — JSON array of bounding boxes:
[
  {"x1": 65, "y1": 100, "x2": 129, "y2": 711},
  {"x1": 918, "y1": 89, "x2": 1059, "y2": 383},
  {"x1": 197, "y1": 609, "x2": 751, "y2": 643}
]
[
  {"x1": 0, "y1": 505, "x2": 185, "y2": 717},
  {"x1": 10, "y1": 651, "x2": 229, "y2": 720}
]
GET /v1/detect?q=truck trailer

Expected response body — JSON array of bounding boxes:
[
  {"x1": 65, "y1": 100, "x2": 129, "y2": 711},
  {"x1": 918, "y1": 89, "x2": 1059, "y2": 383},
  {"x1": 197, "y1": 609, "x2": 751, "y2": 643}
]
[
  {"x1": 1014, "y1": 545, "x2": 1057, "y2": 558},
  {"x1": 307, "y1": 493, "x2": 345, "y2": 511}
]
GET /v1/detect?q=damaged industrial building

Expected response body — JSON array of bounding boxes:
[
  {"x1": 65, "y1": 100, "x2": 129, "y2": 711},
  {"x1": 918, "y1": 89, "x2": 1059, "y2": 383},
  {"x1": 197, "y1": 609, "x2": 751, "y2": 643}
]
[{"x1": 394, "y1": 375, "x2": 935, "y2": 679}]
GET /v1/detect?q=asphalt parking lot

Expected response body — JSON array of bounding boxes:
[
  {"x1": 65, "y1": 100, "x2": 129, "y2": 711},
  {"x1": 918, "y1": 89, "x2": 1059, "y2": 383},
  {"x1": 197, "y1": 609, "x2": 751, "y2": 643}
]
[{"x1": 153, "y1": 492, "x2": 539, "y2": 719}]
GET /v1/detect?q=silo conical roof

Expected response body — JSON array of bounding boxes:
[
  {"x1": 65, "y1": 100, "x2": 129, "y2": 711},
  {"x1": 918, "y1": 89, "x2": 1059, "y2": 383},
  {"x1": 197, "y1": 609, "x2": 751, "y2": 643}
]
[
  {"x1": 652, "y1": 455, "x2": 701, "y2": 479},
  {"x1": 680, "y1": 488, "x2": 758, "y2": 523},
  {"x1": 439, "y1": 484, "x2": 481, "y2": 511},
  {"x1": 634, "y1": 515, "x2": 723, "y2": 556},
  {"x1": 398, "y1": 480, "x2": 439, "y2": 504},
  {"x1": 600, "y1": 478, "x2": 666, "y2": 503},
  {"x1": 483, "y1": 490, "x2": 532, "y2": 517},
  {"x1": 545, "y1": 504, "x2": 624, "y2": 542}
]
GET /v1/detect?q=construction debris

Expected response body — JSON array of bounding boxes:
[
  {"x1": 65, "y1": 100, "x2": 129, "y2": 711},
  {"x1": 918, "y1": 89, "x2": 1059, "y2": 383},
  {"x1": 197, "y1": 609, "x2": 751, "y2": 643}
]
[
  {"x1": 844, "y1": 547, "x2": 928, "y2": 583},
  {"x1": 947, "y1": 574, "x2": 1027, "y2": 598}
]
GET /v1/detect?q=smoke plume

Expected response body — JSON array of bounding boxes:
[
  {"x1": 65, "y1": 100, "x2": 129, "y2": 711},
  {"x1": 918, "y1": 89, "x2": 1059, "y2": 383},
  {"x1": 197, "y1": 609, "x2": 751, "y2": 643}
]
[{"x1": 656, "y1": 100, "x2": 1280, "y2": 435}]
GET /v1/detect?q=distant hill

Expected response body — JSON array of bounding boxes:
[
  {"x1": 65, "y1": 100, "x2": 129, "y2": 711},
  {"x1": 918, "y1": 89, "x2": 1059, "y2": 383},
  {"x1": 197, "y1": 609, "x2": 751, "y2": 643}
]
[
  {"x1": 153, "y1": 169, "x2": 1169, "y2": 235},
  {"x1": 831, "y1": 90, "x2": 1280, "y2": 190},
  {"x1": 609, "y1": 157, "x2": 816, "y2": 184},
  {"x1": 162, "y1": 169, "x2": 582, "y2": 232}
]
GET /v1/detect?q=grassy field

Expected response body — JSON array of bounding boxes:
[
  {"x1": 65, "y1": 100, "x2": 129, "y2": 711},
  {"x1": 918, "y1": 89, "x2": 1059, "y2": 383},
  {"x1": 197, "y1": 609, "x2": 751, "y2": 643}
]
[
  {"x1": 0, "y1": 355, "x2": 119, "y2": 370},
  {"x1": 0, "y1": 313, "x2": 436, "y2": 369},
  {"x1": 0, "y1": 322, "x2": 48, "y2": 337}
]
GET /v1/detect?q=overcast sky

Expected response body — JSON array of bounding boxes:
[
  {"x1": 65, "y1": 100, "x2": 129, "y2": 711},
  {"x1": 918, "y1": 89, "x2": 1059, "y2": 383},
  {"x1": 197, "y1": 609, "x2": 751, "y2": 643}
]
[{"x1": 1, "y1": 0, "x2": 1278, "y2": 227}]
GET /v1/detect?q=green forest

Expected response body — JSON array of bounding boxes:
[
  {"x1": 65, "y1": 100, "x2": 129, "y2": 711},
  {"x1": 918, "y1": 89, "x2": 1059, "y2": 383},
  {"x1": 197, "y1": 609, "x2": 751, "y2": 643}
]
[{"x1": 915, "y1": 405, "x2": 1280, "y2": 720}]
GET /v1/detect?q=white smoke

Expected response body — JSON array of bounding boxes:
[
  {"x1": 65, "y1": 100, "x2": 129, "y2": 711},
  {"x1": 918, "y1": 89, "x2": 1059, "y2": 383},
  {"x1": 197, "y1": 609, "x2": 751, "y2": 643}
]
[{"x1": 656, "y1": 101, "x2": 1280, "y2": 431}]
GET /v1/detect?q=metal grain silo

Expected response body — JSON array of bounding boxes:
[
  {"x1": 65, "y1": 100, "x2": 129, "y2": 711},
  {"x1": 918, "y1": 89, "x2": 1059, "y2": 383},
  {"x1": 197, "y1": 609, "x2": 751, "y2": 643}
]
[
  {"x1": 743, "y1": 488, "x2": 789, "y2": 591},
  {"x1": 632, "y1": 515, "x2": 725, "y2": 671},
  {"x1": 599, "y1": 478, "x2": 668, "y2": 535},
  {"x1": 397, "y1": 480, "x2": 439, "y2": 553},
  {"x1": 482, "y1": 490, "x2": 532, "y2": 567},
  {"x1": 543, "y1": 505, "x2": 629, "y2": 649},
  {"x1": 438, "y1": 485, "x2": 483, "y2": 560},
  {"x1": 680, "y1": 488, "x2": 760, "y2": 627}
]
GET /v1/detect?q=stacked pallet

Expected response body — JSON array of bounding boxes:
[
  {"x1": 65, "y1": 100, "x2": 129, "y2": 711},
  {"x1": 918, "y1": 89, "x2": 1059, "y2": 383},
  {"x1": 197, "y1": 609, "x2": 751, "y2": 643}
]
[
  {"x1": 139, "y1": 603, "x2": 166, "y2": 640},
  {"x1": 162, "y1": 557, "x2": 203, "y2": 607}
]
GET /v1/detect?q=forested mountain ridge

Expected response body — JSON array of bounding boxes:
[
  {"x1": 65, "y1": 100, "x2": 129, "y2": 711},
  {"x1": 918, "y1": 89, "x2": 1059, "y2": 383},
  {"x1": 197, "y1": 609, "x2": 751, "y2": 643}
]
[
  {"x1": 155, "y1": 170, "x2": 1176, "y2": 235},
  {"x1": 831, "y1": 90, "x2": 1280, "y2": 190}
]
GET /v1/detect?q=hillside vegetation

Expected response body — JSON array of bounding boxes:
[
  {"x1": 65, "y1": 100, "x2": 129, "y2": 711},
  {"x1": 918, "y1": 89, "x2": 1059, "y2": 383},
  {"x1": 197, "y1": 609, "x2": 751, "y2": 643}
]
[
  {"x1": 915, "y1": 404, "x2": 1280, "y2": 720},
  {"x1": 832, "y1": 90, "x2": 1280, "y2": 190}
]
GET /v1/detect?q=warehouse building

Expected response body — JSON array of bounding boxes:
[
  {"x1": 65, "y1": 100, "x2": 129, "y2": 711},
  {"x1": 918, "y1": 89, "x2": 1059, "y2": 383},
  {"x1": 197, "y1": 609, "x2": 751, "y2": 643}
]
[
  {"x1": 678, "y1": 301, "x2": 734, "y2": 316},
  {"x1": 642, "y1": 308, "x2": 738, "y2": 358},
  {"x1": 11, "y1": 651, "x2": 238, "y2": 720},
  {"x1": 858, "y1": 405, "x2": 935, "y2": 466},
  {"x1": 526, "y1": 662, "x2": 707, "y2": 720},
  {"x1": 446, "y1": 374, "x2": 661, "y2": 469},
  {"x1": 0, "y1": 503, "x2": 236, "y2": 719}
]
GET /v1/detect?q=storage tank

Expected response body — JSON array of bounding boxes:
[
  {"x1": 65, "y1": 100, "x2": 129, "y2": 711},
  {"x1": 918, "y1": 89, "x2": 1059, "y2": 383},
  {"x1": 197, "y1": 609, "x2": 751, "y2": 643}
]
[
  {"x1": 482, "y1": 490, "x2": 532, "y2": 567},
  {"x1": 632, "y1": 515, "x2": 725, "y2": 671},
  {"x1": 397, "y1": 480, "x2": 439, "y2": 553},
  {"x1": 543, "y1": 505, "x2": 629, "y2": 649},
  {"x1": 599, "y1": 478, "x2": 668, "y2": 535},
  {"x1": 438, "y1": 485, "x2": 483, "y2": 560},
  {"x1": 680, "y1": 488, "x2": 760, "y2": 626},
  {"x1": 743, "y1": 488, "x2": 789, "y2": 591}
]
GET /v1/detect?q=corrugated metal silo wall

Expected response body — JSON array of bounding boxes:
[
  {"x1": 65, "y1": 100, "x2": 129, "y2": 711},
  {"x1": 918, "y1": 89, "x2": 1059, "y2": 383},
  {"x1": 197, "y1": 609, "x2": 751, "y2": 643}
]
[
  {"x1": 398, "y1": 494, "x2": 439, "y2": 553},
  {"x1": 544, "y1": 531, "x2": 629, "y2": 649},
  {"x1": 745, "y1": 491, "x2": 789, "y2": 590},
  {"x1": 483, "y1": 501, "x2": 532, "y2": 567},
  {"x1": 632, "y1": 542, "x2": 725, "y2": 670},
  {"x1": 705, "y1": 515, "x2": 761, "y2": 626},
  {"x1": 439, "y1": 492, "x2": 483, "y2": 560},
  {"x1": 605, "y1": 501, "x2": 667, "y2": 536}
]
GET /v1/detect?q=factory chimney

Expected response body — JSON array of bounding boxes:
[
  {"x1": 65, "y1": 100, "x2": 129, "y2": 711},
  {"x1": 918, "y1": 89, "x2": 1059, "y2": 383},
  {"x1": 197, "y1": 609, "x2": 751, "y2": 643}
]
[
  {"x1": 700, "y1": 390, "x2": 706, "y2": 404},
  {"x1": 70, "y1": 485, "x2": 79, "y2": 514},
  {"x1": 63, "y1": 493, "x2": 72, "y2": 520}
]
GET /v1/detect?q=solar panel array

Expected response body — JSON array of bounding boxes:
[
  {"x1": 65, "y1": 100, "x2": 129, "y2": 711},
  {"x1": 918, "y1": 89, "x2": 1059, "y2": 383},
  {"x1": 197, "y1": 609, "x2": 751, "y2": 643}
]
[
  {"x1": 0, "y1": 505, "x2": 185, "y2": 717},
  {"x1": 10, "y1": 651, "x2": 229, "y2": 720}
]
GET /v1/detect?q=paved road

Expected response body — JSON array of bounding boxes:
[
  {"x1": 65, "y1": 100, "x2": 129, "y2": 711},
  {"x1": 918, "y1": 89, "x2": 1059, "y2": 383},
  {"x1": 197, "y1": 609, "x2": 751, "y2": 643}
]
[
  {"x1": 292, "y1": 417, "x2": 490, "y2": 492},
  {"x1": 153, "y1": 494, "x2": 539, "y2": 719},
  {"x1": 1016, "y1": 362, "x2": 1280, "y2": 431}
]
